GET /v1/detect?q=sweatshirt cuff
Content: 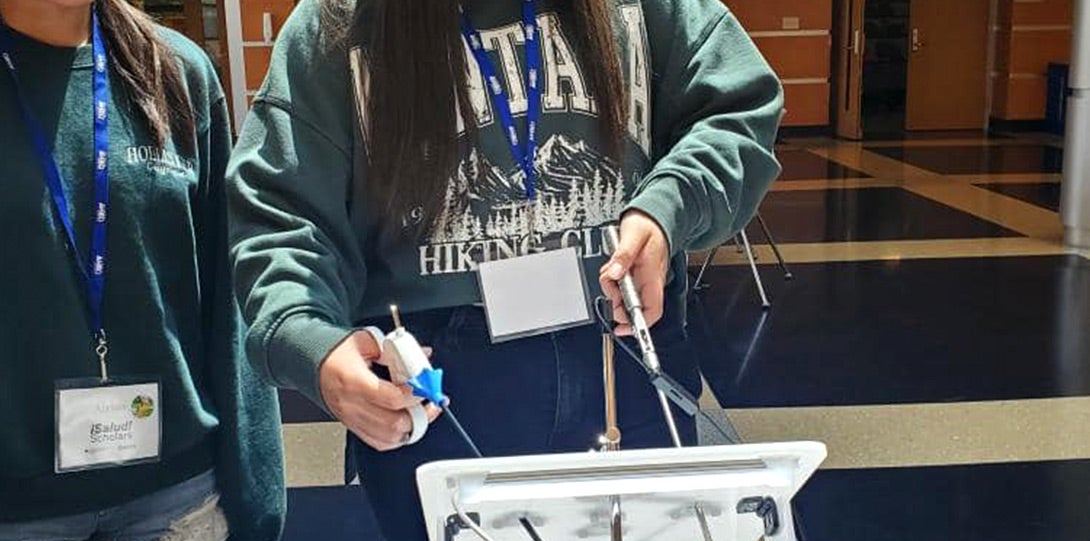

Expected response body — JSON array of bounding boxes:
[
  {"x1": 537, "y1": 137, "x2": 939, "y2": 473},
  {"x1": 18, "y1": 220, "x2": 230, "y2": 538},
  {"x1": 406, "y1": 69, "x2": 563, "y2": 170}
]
[
  {"x1": 266, "y1": 311, "x2": 354, "y2": 414},
  {"x1": 626, "y1": 173, "x2": 691, "y2": 257}
]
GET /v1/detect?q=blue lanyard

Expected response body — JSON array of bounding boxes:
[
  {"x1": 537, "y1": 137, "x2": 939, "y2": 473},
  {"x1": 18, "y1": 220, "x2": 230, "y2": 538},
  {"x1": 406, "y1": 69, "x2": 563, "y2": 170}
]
[
  {"x1": 460, "y1": 0, "x2": 542, "y2": 201},
  {"x1": 0, "y1": 9, "x2": 112, "y2": 368}
]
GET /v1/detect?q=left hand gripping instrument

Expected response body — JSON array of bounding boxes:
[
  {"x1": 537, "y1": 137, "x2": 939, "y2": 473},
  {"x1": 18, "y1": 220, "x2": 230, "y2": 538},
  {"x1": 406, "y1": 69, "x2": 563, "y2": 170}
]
[{"x1": 362, "y1": 305, "x2": 448, "y2": 446}]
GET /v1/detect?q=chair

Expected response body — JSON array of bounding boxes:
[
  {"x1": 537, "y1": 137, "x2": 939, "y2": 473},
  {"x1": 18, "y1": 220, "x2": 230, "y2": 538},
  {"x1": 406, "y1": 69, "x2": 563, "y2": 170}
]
[{"x1": 691, "y1": 213, "x2": 792, "y2": 309}]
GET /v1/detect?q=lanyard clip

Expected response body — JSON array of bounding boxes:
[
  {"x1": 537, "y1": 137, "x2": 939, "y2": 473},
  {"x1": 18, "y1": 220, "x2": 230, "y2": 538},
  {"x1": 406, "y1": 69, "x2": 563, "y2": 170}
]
[
  {"x1": 1, "y1": 52, "x2": 13, "y2": 72},
  {"x1": 94, "y1": 330, "x2": 109, "y2": 383}
]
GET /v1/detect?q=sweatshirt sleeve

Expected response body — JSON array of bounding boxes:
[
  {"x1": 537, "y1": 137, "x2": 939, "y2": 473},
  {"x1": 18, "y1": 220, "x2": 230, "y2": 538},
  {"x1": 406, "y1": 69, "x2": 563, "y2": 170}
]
[
  {"x1": 200, "y1": 96, "x2": 287, "y2": 541},
  {"x1": 629, "y1": 0, "x2": 783, "y2": 255},
  {"x1": 226, "y1": 0, "x2": 364, "y2": 411},
  {"x1": 166, "y1": 29, "x2": 289, "y2": 539}
]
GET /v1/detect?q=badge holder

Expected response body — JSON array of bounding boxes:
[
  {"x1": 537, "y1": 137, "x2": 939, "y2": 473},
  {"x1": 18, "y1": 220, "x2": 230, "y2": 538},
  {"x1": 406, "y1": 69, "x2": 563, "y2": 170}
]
[
  {"x1": 54, "y1": 335, "x2": 162, "y2": 474},
  {"x1": 476, "y1": 247, "x2": 595, "y2": 343}
]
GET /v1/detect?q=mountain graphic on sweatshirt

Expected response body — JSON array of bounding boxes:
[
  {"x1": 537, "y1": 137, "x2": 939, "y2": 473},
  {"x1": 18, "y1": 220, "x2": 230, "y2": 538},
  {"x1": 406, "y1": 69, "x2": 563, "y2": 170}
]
[{"x1": 429, "y1": 134, "x2": 628, "y2": 245}]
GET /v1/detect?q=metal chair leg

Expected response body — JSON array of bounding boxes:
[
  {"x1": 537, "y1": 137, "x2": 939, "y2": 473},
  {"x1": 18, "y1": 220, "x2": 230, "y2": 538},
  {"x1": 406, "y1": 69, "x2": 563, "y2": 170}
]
[
  {"x1": 692, "y1": 245, "x2": 720, "y2": 291},
  {"x1": 739, "y1": 230, "x2": 771, "y2": 310},
  {"x1": 755, "y1": 213, "x2": 792, "y2": 281}
]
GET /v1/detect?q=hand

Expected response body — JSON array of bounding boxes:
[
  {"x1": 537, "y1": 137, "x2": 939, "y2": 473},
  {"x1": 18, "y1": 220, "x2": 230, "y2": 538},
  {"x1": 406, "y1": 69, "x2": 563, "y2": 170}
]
[
  {"x1": 319, "y1": 331, "x2": 441, "y2": 452},
  {"x1": 599, "y1": 210, "x2": 669, "y2": 336}
]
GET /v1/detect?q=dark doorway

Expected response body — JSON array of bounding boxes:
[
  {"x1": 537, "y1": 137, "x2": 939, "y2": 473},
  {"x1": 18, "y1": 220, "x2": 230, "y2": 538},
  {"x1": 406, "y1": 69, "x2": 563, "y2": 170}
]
[{"x1": 862, "y1": 0, "x2": 910, "y2": 137}]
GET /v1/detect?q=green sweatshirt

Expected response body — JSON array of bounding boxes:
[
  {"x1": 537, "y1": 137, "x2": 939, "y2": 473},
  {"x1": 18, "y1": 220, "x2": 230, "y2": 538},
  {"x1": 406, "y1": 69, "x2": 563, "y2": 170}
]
[
  {"x1": 0, "y1": 26, "x2": 284, "y2": 539},
  {"x1": 227, "y1": 0, "x2": 782, "y2": 410}
]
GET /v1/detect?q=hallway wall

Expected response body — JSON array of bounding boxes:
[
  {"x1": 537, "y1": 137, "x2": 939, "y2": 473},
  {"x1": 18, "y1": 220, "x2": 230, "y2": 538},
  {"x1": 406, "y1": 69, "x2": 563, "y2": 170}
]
[
  {"x1": 226, "y1": 0, "x2": 838, "y2": 130},
  {"x1": 726, "y1": 0, "x2": 835, "y2": 127},
  {"x1": 992, "y1": 0, "x2": 1074, "y2": 120},
  {"x1": 229, "y1": 0, "x2": 1071, "y2": 130}
]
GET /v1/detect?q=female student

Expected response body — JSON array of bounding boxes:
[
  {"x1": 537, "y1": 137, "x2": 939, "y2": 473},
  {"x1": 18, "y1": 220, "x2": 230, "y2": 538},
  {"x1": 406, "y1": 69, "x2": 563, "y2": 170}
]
[
  {"x1": 0, "y1": 0, "x2": 284, "y2": 539},
  {"x1": 229, "y1": 0, "x2": 781, "y2": 538}
]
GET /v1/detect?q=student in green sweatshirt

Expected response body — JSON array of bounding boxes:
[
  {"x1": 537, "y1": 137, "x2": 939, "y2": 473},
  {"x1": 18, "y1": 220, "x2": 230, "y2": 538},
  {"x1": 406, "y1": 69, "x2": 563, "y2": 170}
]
[
  {"x1": 0, "y1": 1, "x2": 284, "y2": 539},
  {"x1": 228, "y1": 0, "x2": 781, "y2": 538}
]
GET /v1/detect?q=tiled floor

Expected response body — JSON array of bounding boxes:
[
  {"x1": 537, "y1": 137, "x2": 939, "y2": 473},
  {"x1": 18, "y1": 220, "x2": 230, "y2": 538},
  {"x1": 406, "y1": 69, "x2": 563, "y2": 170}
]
[
  {"x1": 693, "y1": 256, "x2": 1090, "y2": 408},
  {"x1": 751, "y1": 188, "x2": 1021, "y2": 243},
  {"x1": 979, "y1": 182, "x2": 1063, "y2": 212},
  {"x1": 868, "y1": 144, "x2": 1065, "y2": 175},
  {"x1": 278, "y1": 132, "x2": 1088, "y2": 540},
  {"x1": 795, "y1": 460, "x2": 1090, "y2": 541},
  {"x1": 776, "y1": 149, "x2": 871, "y2": 181}
]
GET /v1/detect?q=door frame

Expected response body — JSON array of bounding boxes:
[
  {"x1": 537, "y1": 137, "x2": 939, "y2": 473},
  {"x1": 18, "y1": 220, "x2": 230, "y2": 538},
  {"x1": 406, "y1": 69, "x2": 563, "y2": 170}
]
[
  {"x1": 984, "y1": 0, "x2": 998, "y2": 132},
  {"x1": 223, "y1": 0, "x2": 249, "y2": 133},
  {"x1": 834, "y1": 0, "x2": 866, "y2": 140}
]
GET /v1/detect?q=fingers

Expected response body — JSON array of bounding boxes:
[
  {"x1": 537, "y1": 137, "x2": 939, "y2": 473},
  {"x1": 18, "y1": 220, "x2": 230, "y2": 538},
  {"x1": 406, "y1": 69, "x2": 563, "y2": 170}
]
[
  {"x1": 347, "y1": 330, "x2": 382, "y2": 362},
  {"x1": 598, "y1": 275, "x2": 634, "y2": 336},
  {"x1": 599, "y1": 212, "x2": 669, "y2": 336},
  {"x1": 355, "y1": 367, "x2": 422, "y2": 411},
  {"x1": 603, "y1": 227, "x2": 650, "y2": 282},
  {"x1": 345, "y1": 396, "x2": 445, "y2": 453},
  {"x1": 640, "y1": 278, "x2": 665, "y2": 328},
  {"x1": 611, "y1": 301, "x2": 633, "y2": 336},
  {"x1": 371, "y1": 343, "x2": 432, "y2": 371},
  {"x1": 343, "y1": 406, "x2": 413, "y2": 452},
  {"x1": 598, "y1": 273, "x2": 629, "y2": 318},
  {"x1": 350, "y1": 402, "x2": 445, "y2": 453},
  {"x1": 599, "y1": 273, "x2": 663, "y2": 336}
]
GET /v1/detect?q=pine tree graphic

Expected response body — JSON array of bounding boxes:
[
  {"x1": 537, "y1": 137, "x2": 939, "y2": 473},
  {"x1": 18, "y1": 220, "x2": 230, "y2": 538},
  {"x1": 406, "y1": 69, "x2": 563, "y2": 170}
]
[{"x1": 424, "y1": 134, "x2": 629, "y2": 249}]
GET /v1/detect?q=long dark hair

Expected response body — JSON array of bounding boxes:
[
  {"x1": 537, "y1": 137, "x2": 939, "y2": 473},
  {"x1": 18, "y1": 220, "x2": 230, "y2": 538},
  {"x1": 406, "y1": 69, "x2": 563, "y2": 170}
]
[
  {"x1": 348, "y1": 0, "x2": 627, "y2": 238},
  {"x1": 98, "y1": 0, "x2": 196, "y2": 156}
]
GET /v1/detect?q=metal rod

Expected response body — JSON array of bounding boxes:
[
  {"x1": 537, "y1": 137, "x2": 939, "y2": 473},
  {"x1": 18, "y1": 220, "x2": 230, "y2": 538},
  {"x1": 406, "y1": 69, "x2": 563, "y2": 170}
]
[
  {"x1": 755, "y1": 213, "x2": 793, "y2": 280},
  {"x1": 602, "y1": 334, "x2": 621, "y2": 451},
  {"x1": 655, "y1": 388, "x2": 712, "y2": 539},
  {"x1": 657, "y1": 390, "x2": 683, "y2": 448},
  {"x1": 390, "y1": 304, "x2": 403, "y2": 329},
  {"x1": 602, "y1": 331, "x2": 624, "y2": 540},
  {"x1": 695, "y1": 502, "x2": 715, "y2": 541},
  {"x1": 518, "y1": 518, "x2": 544, "y2": 541},
  {"x1": 598, "y1": 273, "x2": 711, "y2": 539},
  {"x1": 611, "y1": 495, "x2": 624, "y2": 541},
  {"x1": 692, "y1": 245, "x2": 720, "y2": 292},
  {"x1": 445, "y1": 407, "x2": 482, "y2": 458},
  {"x1": 739, "y1": 230, "x2": 771, "y2": 309}
]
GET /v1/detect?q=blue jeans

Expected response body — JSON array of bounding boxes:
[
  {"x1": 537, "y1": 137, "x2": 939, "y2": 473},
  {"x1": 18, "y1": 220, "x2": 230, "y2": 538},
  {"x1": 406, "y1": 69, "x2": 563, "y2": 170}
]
[
  {"x1": 348, "y1": 305, "x2": 701, "y2": 541},
  {"x1": 0, "y1": 470, "x2": 227, "y2": 541}
]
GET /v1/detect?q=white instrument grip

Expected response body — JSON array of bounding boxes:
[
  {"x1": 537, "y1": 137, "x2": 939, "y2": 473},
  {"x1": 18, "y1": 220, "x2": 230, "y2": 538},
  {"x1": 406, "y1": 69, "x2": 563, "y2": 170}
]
[
  {"x1": 377, "y1": 326, "x2": 434, "y2": 446},
  {"x1": 406, "y1": 402, "x2": 429, "y2": 445}
]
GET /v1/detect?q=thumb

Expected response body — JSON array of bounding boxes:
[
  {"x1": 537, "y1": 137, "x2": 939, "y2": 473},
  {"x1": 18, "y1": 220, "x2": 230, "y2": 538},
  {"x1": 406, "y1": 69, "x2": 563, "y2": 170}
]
[{"x1": 605, "y1": 223, "x2": 649, "y2": 281}]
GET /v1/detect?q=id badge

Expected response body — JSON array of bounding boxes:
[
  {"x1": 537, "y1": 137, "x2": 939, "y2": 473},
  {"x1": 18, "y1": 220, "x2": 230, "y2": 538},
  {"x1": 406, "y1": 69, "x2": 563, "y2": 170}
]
[
  {"x1": 54, "y1": 378, "x2": 162, "y2": 473},
  {"x1": 477, "y1": 247, "x2": 593, "y2": 343}
]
